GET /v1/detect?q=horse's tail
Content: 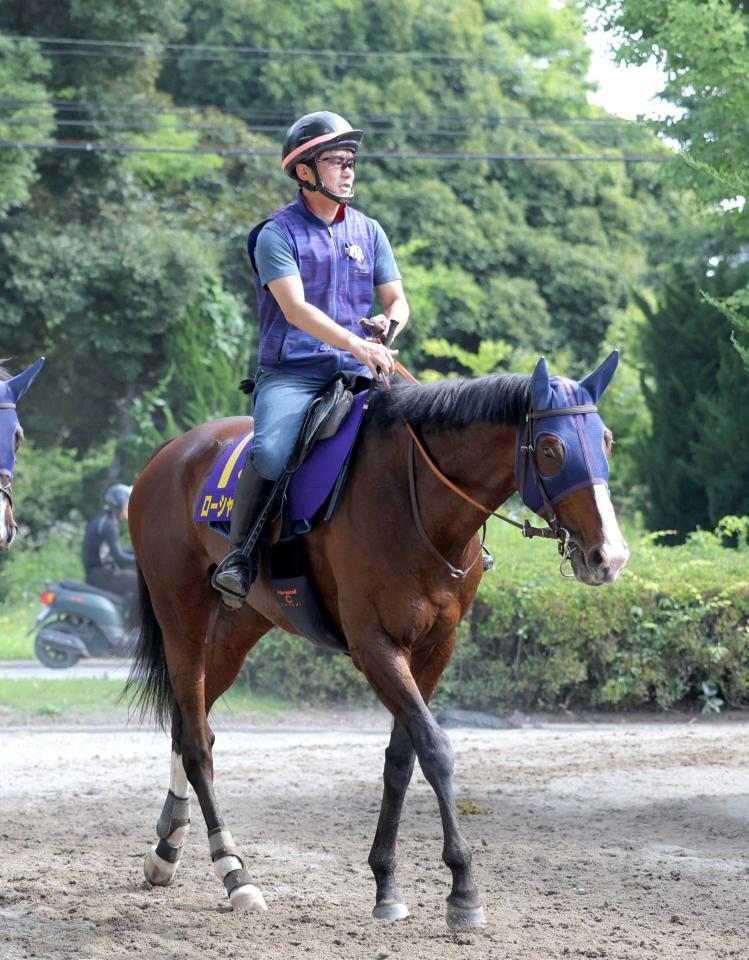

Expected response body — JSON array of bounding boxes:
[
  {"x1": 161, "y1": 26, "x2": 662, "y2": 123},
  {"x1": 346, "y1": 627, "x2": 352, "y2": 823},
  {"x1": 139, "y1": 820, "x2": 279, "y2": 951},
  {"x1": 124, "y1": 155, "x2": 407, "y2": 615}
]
[{"x1": 124, "y1": 564, "x2": 175, "y2": 729}]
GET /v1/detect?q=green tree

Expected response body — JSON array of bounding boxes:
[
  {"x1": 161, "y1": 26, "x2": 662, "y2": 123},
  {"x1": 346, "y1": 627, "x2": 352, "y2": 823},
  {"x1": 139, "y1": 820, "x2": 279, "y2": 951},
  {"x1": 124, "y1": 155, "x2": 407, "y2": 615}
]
[
  {"x1": 637, "y1": 256, "x2": 749, "y2": 535},
  {"x1": 588, "y1": 0, "x2": 749, "y2": 362},
  {"x1": 0, "y1": 38, "x2": 54, "y2": 216}
]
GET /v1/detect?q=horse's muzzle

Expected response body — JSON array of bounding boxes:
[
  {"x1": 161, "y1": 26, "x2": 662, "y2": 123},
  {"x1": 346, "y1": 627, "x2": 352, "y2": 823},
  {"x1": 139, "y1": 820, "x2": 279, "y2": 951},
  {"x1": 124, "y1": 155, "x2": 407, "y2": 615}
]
[{"x1": 0, "y1": 488, "x2": 16, "y2": 550}]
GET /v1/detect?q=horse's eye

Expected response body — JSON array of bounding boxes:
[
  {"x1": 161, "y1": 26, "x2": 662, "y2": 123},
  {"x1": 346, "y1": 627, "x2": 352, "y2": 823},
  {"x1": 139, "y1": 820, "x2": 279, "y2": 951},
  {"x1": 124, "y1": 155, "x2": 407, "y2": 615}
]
[{"x1": 536, "y1": 435, "x2": 564, "y2": 477}]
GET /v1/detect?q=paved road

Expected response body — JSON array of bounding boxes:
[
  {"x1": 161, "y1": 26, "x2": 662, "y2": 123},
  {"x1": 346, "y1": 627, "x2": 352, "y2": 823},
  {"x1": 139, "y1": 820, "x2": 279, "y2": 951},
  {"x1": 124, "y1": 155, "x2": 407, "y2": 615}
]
[{"x1": 0, "y1": 658, "x2": 131, "y2": 680}]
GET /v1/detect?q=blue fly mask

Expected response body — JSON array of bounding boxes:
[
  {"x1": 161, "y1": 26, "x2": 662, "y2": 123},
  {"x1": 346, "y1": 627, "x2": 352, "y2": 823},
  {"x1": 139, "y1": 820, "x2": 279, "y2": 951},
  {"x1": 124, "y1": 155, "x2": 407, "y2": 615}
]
[
  {"x1": 516, "y1": 352, "x2": 619, "y2": 518},
  {"x1": 0, "y1": 357, "x2": 45, "y2": 486}
]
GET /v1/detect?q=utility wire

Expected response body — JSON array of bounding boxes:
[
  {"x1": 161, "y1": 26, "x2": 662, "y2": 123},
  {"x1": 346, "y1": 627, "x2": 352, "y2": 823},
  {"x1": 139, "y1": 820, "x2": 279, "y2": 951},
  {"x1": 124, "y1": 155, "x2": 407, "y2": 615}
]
[
  {"x1": 0, "y1": 117, "x2": 653, "y2": 144},
  {"x1": 0, "y1": 98, "x2": 651, "y2": 129},
  {"x1": 0, "y1": 33, "x2": 544, "y2": 66},
  {"x1": 0, "y1": 139, "x2": 671, "y2": 162}
]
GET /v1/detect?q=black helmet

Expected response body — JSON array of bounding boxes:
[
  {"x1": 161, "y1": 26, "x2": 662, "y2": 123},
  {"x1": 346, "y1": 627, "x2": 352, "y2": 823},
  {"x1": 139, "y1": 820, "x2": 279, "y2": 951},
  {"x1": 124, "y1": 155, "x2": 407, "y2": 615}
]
[
  {"x1": 104, "y1": 483, "x2": 132, "y2": 512},
  {"x1": 281, "y1": 111, "x2": 363, "y2": 205}
]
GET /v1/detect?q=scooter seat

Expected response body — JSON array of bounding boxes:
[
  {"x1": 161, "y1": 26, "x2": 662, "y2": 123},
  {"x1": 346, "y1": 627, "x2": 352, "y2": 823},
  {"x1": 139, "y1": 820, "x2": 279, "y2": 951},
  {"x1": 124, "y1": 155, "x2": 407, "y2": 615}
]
[{"x1": 59, "y1": 579, "x2": 124, "y2": 606}]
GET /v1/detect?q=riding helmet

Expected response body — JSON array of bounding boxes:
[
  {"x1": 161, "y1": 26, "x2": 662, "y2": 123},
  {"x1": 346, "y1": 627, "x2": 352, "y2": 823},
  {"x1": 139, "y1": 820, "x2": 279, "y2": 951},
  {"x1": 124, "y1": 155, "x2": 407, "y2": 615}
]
[
  {"x1": 281, "y1": 111, "x2": 364, "y2": 178},
  {"x1": 104, "y1": 483, "x2": 132, "y2": 511}
]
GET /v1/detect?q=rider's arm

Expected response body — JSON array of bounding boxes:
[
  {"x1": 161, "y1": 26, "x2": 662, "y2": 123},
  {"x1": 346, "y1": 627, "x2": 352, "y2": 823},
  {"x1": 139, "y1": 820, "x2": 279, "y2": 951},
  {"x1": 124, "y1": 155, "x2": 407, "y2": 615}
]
[
  {"x1": 376, "y1": 279, "x2": 409, "y2": 338},
  {"x1": 103, "y1": 516, "x2": 135, "y2": 568},
  {"x1": 371, "y1": 220, "x2": 409, "y2": 339},
  {"x1": 267, "y1": 274, "x2": 395, "y2": 378}
]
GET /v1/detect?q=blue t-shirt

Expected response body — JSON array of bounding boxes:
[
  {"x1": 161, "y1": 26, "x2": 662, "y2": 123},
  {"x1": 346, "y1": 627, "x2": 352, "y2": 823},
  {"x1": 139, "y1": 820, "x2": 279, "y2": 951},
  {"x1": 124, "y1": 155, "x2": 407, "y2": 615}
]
[{"x1": 255, "y1": 217, "x2": 401, "y2": 290}]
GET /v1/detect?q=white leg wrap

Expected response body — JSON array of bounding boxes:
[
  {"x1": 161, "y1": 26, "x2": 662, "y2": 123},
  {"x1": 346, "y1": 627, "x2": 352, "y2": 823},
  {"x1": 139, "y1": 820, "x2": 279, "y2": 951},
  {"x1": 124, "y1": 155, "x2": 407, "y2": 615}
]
[
  {"x1": 213, "y1": 855, "x2": 244, "y2": 881},
  {"x1": 144, "y1": 845, "x2": 180, "y2": 886},
  {"x1": 208, "y1": 828, "x2": 267, "y2": 913}
]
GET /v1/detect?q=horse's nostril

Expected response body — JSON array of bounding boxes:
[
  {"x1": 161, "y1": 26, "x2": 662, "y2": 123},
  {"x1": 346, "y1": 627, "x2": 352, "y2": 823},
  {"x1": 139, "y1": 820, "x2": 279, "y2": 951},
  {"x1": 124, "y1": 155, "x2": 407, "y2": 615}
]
[{"x1": 589, "y1": 548, "x2": 604, "y2": 568}]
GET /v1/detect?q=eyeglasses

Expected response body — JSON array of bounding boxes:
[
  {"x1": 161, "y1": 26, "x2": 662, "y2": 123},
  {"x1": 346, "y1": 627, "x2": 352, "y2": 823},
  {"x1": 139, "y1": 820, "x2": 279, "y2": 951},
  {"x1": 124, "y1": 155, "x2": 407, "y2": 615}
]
[{"x1": 317, "y1": 156, "x2": 357, "y2": 171}]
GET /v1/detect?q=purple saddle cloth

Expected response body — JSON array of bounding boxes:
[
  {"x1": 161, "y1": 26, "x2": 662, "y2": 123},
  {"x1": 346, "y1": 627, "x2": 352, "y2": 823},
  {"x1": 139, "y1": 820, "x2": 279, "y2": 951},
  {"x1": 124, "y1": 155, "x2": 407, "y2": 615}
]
[{"x1": 195, "y1": 391, "x2": 368, "y2": 527}]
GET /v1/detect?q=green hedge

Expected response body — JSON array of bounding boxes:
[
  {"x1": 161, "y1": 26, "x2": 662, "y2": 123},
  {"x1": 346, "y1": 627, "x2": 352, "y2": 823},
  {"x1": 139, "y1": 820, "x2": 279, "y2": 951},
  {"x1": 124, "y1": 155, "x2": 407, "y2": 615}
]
[{"x1": 241, "y1": 523, "x2": 749, "y2": 713}]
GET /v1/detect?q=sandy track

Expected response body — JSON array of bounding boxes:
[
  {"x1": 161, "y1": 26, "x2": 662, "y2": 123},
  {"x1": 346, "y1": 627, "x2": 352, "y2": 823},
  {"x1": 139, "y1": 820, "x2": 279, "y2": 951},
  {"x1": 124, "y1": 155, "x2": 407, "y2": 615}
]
[{"x1": 1, "y1": 712, "x2": 748, "y2": 960}]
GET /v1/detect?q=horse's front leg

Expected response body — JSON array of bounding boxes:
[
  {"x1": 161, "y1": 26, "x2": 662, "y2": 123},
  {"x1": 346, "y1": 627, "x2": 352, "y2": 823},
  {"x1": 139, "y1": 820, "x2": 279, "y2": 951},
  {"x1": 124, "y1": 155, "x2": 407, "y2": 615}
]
[
  {"x1": 356, "y1": 636, "x2": 485, "y2": 929},
  {"x1": 368, "y1": 721, "x2": 415, "y2": 920}
]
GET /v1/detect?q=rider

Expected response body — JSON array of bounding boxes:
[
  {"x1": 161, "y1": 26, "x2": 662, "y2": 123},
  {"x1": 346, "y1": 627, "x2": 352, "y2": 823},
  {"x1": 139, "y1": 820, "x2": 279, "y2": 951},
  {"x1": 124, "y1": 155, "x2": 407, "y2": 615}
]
[
  {"x1": 82, "y1": 483, "x2": 137, "y2": 606},
  {"x1": 214, "y1": 110, "x2": 409, "y2": 602}
]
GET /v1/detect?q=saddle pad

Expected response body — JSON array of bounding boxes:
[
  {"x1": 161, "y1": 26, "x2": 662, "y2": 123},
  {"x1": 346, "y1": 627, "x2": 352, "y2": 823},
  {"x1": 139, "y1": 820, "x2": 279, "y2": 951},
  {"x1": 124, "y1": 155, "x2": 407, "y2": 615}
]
[{"x1": 195, "y1": 390, "x2": 368, "y2": 525}]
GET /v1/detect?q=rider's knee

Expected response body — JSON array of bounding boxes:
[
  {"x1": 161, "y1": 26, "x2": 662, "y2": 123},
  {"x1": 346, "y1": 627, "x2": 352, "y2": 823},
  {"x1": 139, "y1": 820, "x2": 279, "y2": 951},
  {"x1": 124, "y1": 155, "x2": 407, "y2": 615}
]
[{"x1": 249, "y1": 447, "x2": 286, "y2": 481}]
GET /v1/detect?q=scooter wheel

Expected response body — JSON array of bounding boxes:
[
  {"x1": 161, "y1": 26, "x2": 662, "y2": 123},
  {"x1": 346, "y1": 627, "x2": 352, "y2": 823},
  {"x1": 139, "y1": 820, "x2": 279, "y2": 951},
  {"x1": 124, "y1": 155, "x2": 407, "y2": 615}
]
[{"x1": 34, "y1": 632, "x2": 81, "y2": 669}]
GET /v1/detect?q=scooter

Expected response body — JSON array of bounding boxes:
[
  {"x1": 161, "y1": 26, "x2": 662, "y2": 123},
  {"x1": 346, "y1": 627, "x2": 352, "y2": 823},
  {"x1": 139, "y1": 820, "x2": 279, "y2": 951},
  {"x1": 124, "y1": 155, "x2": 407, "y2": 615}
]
[{"x1": 27, "y1": 580, "x2": 134, "y2": 668}]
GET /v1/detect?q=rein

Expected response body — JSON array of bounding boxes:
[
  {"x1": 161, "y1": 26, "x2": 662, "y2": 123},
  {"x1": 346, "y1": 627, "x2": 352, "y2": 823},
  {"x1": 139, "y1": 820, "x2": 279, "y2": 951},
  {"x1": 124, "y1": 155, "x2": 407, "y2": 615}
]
[{"x1": 403, "y1": 402, "x2": 598, "y2": 580}]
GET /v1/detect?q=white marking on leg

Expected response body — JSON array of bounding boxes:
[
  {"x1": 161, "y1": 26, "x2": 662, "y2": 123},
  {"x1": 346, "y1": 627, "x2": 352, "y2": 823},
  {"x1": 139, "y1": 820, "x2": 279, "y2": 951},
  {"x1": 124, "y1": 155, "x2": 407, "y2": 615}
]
[
  {"x1": 593, "y1": 484, "x2": 629, "y2": 579},
  {"x1": 170, "y1": 750, "x2": 189, "y2": 798},
  {"x1": 0, "y1": 493, "x2": 8, "y2": 543}
]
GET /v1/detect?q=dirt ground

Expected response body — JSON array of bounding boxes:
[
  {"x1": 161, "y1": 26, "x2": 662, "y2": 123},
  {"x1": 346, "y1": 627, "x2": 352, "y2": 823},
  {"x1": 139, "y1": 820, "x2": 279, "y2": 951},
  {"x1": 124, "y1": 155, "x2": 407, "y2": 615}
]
[{"x1": 2, "y1": 708, "x2": 748, "y2": 960}]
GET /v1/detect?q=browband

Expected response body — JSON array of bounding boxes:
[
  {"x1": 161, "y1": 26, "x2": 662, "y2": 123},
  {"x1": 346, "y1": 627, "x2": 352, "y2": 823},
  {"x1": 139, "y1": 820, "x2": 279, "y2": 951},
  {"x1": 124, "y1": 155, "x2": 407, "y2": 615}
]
[{"x1": 527, "y1": 404, "x2": 597, "y2": 420}]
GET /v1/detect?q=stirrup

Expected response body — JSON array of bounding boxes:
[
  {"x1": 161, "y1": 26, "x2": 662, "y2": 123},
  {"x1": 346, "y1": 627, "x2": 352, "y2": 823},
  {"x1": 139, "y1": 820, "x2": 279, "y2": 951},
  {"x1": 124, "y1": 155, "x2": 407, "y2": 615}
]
[{"x1": 212, "y1": 551, "x2": 251, "y2": 609}]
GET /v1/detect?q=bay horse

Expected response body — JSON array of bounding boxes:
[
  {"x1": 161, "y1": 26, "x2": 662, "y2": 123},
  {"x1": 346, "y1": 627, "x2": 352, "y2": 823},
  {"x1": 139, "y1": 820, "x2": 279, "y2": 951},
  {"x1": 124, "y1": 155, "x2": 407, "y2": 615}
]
[
  {"x1": 0, "y1": 357, "x2": 45, "y2": 549},
  {"x1": 127, "y1": 352, "x2": 628, "y2": 928}
]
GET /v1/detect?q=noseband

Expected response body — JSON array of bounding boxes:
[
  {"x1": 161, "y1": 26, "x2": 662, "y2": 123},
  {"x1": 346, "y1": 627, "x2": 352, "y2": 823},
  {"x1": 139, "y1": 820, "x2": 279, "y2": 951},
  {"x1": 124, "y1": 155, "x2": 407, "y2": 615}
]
[{"x1": 404, "y1": 402, "x2": 598, "y2": 579}]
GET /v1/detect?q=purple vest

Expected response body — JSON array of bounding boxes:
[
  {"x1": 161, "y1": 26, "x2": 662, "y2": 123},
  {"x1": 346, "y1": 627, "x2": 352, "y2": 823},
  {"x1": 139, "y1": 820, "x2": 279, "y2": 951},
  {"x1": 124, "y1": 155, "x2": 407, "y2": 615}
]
[{"x1": 248, "y1": 193, "x2": 376, "y2": 377}]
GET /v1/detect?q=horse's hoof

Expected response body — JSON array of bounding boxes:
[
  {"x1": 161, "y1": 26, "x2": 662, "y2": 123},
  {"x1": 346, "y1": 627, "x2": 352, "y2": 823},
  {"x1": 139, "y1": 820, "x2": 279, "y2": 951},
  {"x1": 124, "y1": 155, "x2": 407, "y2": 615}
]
[
  {"x1": 446, "y1": 902, "x2": 486, "y2": 929},
  {"x1": 229, "y1": 884, "x2": 268, "y2": 913},
  {"x1": 144, "y1": 847, "x2": 178, "y2": 886},
  {"x1": 372, "y1": 901, "x2": 409, "y2": 922}
]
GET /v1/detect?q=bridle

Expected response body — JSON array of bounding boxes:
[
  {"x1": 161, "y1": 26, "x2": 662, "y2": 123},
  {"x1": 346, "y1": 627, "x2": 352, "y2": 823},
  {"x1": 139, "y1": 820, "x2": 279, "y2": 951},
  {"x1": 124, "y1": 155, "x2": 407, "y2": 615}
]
[{"x1": 404, "y1": 402, "x2": 598, "y2": 580}]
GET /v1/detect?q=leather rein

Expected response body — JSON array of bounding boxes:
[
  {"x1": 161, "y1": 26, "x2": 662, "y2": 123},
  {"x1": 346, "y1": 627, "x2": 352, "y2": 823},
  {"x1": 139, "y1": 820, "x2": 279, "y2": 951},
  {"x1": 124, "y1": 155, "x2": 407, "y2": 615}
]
[{"x1": 404, "y1": 403, "x2": 598, "y2": 580}]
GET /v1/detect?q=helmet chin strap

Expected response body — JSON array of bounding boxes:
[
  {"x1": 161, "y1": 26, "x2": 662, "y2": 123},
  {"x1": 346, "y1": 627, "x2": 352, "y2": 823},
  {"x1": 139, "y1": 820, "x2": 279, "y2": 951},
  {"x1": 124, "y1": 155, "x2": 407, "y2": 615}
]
[{"x1": 302, "y1": 157, "x2": 355, "y2": 205}]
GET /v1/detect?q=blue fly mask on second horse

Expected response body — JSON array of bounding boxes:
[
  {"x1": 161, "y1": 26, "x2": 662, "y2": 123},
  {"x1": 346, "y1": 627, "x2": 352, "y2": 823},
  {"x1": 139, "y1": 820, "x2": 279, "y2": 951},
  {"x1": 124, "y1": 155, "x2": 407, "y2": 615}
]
[
  {"x1": 0, "y1": 357, "x2": 45, "y2": 483},
  {"x1": 516, "y1": 351, "x2": 619, "y2": 516}
]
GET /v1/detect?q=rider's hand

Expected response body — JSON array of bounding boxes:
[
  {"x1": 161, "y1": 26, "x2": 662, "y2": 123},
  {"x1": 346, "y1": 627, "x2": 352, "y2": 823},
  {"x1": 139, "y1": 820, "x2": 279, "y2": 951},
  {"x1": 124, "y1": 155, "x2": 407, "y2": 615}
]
[
  {"x1": 358, "y1": 314, "x2": 390, "y2": 341},
  {"x1": 349, "y1": 337, "x2": 397, "y2": 379}
]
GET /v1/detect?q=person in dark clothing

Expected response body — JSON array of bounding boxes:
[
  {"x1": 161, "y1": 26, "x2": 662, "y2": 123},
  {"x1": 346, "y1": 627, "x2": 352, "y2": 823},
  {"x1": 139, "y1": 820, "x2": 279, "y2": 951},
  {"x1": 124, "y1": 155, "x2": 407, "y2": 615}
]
[{"x1": 82, "y1": 483, "x2": 136, "y2": 607}]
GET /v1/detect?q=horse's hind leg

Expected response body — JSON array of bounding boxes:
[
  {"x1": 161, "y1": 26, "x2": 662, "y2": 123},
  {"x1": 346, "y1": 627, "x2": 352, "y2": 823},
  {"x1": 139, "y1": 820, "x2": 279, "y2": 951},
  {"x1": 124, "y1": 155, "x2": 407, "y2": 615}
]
[
  {"x1": 144, "y1": 710, "x2": 192, "y2": 886},
  {"x1": 368, "y1": 721, "x2": 414, "y2": 921},
  {"x1": 145, "y1": 595, "x2": 270, "y2": 912}
]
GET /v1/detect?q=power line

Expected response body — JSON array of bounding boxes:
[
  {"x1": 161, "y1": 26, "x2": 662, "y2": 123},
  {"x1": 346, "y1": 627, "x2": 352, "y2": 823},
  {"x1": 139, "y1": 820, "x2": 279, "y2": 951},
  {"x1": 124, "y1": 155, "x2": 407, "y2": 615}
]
[
  {"x1": 0, "y1": 139, "x2": 671, "y2": 162},
  {"x1": 0, "y1": 117, "x2": 652, "y2": 146},
  {"x1": 0, "y1": 98, "x2": 649, "y2": 129},
  {"x1": 0, "y1": 33, "x2": 539, "y2": 67}
]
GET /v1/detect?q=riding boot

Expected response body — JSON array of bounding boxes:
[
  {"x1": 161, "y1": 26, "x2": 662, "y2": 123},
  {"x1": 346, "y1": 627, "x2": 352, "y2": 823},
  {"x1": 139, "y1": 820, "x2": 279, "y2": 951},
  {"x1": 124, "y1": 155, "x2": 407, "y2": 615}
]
[{"x1": 213, "y1": 460, "x2": 275, "y2": 601}]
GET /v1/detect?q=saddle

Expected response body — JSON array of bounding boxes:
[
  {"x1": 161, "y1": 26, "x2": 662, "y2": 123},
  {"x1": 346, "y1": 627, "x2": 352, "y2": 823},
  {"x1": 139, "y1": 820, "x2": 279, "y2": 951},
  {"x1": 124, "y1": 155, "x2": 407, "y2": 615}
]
[{"x1": 286, "y1": 372, "x2": 369, "y2": 473}]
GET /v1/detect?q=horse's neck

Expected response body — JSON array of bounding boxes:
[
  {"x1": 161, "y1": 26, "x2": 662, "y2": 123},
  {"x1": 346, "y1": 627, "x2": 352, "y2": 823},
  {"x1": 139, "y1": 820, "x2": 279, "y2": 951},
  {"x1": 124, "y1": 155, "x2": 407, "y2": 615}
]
[{"x1": 409, "y1": 421, "x2": 518, "y2": 552}]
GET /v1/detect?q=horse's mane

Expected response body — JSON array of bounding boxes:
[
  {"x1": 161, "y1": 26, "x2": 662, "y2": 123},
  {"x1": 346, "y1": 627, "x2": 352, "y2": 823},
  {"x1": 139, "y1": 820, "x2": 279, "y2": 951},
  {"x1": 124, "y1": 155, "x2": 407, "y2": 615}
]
[{"x1": 364, "y1": 373, "x2": 532, "y2": 432}]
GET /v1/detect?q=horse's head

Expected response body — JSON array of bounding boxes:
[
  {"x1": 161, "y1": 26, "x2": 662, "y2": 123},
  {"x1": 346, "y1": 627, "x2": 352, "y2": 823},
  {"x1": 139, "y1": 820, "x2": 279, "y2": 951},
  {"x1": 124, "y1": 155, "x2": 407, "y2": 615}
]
[
  {"x1": 0, "y1": 357, "x2": 45, "y2": 550},
  {"x1": 516, "y1": 351, "x2": 629, "y2": 585}
]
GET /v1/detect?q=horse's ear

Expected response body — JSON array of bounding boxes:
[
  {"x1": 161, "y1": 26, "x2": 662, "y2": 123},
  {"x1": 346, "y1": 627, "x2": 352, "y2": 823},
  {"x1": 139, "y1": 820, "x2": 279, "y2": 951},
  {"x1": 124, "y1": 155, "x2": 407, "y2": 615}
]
[
  {"x1": 530, "y1": 356, "x2": 552, "y2": 411},
  {"x1": 8, "y1": 357, "x2": 45, "y2": 402},
  {"x1": 579, "y1": 351, "x2": 619, "y2": 402}
]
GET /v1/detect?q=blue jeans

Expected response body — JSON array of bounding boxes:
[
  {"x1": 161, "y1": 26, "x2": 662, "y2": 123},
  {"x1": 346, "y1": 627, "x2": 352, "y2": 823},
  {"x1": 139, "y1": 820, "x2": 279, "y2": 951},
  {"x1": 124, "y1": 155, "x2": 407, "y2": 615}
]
[{"x1": 249, "y1": 368, "x2": 328, "y2": 480}]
